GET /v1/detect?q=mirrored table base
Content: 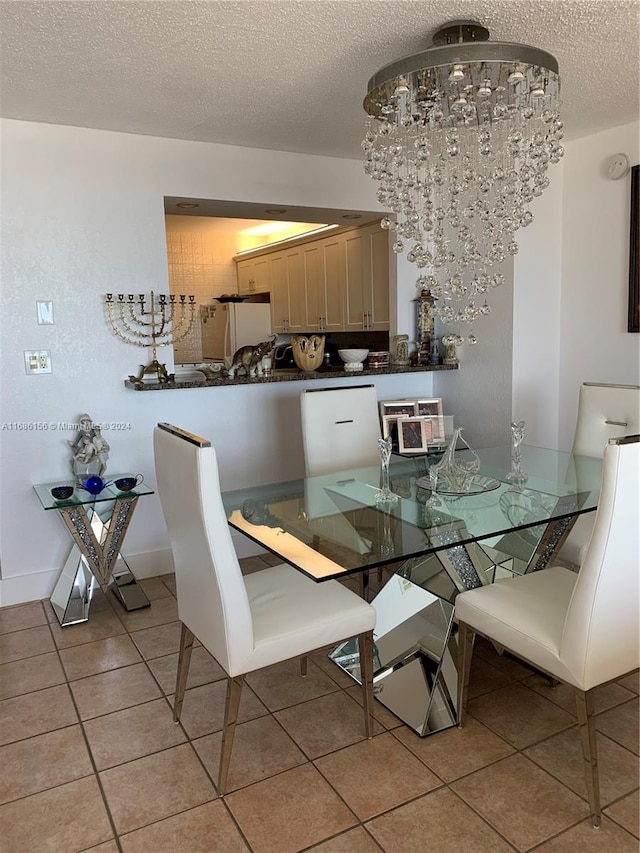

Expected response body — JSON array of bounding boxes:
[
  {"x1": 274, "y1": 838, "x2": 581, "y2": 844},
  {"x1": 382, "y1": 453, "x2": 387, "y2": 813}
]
[
  {"x1": 49, "y1": 498, "x2": 150, "y2": 627},
  {"x1": 50, "y1": 548, "x2": 150, "y2": 626},
  {"x1": 329, "y1": 516, "x2": 578, "y2": 737}
]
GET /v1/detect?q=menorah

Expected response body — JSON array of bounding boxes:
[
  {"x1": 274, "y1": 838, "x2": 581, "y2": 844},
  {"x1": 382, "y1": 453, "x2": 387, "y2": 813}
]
[{"x1": 105, "y1": 291, "x2": 196, "y2": 385}]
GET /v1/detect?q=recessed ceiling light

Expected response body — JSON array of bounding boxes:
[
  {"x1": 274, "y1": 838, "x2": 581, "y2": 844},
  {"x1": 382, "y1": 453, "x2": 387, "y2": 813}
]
[
  {"x1": 342, "y1": 214, "x2": 363, "y2": 219},
  {"x1": 264, "y1": 208, "x2": 287, "y2": 214},
  {"x1": 176, "y1": 202, "x2": 200, "y2": 209}
]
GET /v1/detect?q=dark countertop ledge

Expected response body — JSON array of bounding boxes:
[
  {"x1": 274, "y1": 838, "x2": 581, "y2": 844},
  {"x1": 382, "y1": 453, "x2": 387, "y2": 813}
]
[{"x1": 124, "y1": 362, "x2": 458, "y2": 390}]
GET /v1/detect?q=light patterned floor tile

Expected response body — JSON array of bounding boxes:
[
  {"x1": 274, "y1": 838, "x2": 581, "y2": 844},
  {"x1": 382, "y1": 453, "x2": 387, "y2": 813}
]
[
  {"x1": 119, "y1": 801, "x2": 249, "y2": 853},
  {"x1": 525, "y1": 726, "x2": 639, "y2": 805},
  {"x1": 0, "y1": 650, "x2": 65, "y2": 699},
  {"x1": 225, "y1": 763, "x2": 357, "y2": 853},
  {"x1": 0, "y1": 578, "x2": 638, "y2": 853},
  {"x1": 59, "y1": 633, "x2": 142, "y2": 680},
  {"x1": 366, "y1": 786, "x2": 514, "y2": 852},
  {"x1": 0, "y1": 776, "x2": 113, "y2": 853},
  {"x1": 314, "y1": 732, "x2": 441, "y2": 821},
  {"x1": 393, "y1": 714, "x2": 515, "y2": 781},
  {"x1": 193, "y1": 715, "x2": 307, "y2": 792},
  {"x1": 0, "y1": 725, "x2": 93, "y2": 804},
  {"x1": 0, "y1": 683, "x2": 78, "y2": 746},
  {"x1": 534, "y1": 815, "x2": 639, "y2": 851},
  {"x1": 100, "y1": 743, "x2": 217, "y2": 835},
  {"x1": 604, "y1": 790, "x2": 640, "y2": 838},
  {"x1": 451, "y1": 753, "x2": 588, "y2": 851}
]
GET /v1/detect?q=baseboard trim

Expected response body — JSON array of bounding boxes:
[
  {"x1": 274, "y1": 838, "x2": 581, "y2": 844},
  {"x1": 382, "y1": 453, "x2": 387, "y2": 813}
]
[{"x1": 0, "y1": 533, "x2": 267, "y2": 607}]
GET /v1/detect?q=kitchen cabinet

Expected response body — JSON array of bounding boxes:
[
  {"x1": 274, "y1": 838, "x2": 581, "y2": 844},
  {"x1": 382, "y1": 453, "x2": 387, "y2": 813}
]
[
  {"x1": 269, "y1": 250, "x2": 305, "y2": 333},
  {"x1": 302, "y1": 236, "x2": 345, "y2": 333},
  {"x1": 343, "y1": 223, "x2": 390, "y2": 332},
  {"x1": 236, "y1": 222, "x2": 389, "y2": 333},
  {"x1": 237, "y1": 256, "x2": 270, "y2": 295}
]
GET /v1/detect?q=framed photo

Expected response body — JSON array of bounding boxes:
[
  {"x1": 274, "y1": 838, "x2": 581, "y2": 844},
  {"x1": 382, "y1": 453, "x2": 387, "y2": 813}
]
[
  {"x1": 415, "y1": 397, "x2": 443, "y2": 418},
  {"x1": 379, "y1": 400, "x2": 418, "y2": 418},
  {"x1": 398, "y1": 417, "x2": 429, "y2": 453},
  {"x1": 422, "y1": 414, "x2": 446, "y2": 445},
  {"x1": 381, "y1": 412, "x2": 410, "y2": 448},
  {"x1": 629, "y1": 164, "x2": 639, "y2": 333}
]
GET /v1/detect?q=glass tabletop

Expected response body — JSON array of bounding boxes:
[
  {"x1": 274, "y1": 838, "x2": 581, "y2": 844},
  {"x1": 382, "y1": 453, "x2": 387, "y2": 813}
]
[
  {"x1": 222, "y1": 445, "x2": 601, "y2": 582},
  {"x1": 33, "y1": 475, "x2": 155, "y2": 510}
]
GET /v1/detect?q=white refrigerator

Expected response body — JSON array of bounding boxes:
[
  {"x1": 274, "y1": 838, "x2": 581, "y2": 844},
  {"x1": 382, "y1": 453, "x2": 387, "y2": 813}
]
[{"x1": 202, "y1": 300, "x2": 272, "y2": 361}]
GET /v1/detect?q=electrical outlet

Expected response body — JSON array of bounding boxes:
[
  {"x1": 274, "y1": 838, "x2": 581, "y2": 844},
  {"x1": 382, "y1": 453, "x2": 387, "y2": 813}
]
[{"x1": 24, "y1": 350, "x2": 52, "y2": 374}]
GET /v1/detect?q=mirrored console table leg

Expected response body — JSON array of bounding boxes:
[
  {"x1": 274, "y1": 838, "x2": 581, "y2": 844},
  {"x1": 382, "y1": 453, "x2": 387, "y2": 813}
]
[{"x1": 50, "y1": 497, "x2": 150, "y2": 626}]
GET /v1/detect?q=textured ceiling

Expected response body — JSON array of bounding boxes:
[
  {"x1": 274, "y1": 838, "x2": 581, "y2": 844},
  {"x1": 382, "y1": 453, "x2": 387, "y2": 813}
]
[{"x1": 1, "y1": 1, "x2": 638, "y2": 159}]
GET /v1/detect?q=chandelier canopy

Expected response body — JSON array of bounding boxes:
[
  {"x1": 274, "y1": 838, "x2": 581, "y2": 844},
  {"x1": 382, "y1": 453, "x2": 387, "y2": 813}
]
[{"x1": 362, "y1": 21, "x2": 564, "y2": 345}]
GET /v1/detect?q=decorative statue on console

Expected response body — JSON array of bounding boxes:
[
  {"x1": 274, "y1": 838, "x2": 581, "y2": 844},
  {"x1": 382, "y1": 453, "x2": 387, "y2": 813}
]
[
  {"x1": 68, "y1": 413, "x2": 110, "y2": 484},
  {"x1": 227, "y1": 334, "x2": 277, "y2": 379}
]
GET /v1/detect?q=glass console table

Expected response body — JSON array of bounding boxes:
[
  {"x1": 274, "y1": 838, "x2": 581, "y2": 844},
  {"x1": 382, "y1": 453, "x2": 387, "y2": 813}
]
[
  {"x1": 34, "y1": 476, "x2": 155, "y2": 626},
  {"x1": 222, "y1": 445, "x2": 602, "y2": 736}
]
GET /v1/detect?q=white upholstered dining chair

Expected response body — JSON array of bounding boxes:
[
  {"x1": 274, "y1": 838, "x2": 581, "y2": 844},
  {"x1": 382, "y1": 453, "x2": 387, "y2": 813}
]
[
  {"x1": 300, "y1": 385, "x2": 384, "y2": 588},
  {"x1": 300, "y1": 384, "x2": 382, "y2": 476},
  {"x1": 558, "y1": 382, "x2": 639, "y2": 567},
  {"x1": 455, "y1": 434, "x2": 640, "y2": 827},
  {"x1": 153, "y1": 422, "x2": 376, "y2": 795}
]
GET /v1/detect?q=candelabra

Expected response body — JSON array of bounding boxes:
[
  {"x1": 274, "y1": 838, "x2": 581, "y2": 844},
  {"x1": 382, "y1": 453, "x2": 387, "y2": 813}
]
[{"x1": 105, "y1": 291, "x2": 196, "y2": 385}]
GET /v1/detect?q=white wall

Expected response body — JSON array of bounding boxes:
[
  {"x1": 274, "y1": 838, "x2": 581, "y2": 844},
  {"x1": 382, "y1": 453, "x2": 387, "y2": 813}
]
[
  {"x1": 0, "y1": 119, "x2": 445, "y2": 605},
  {"x1": 558, "y1": 122, "x2": 640, "y2": 448},
  {"x1": 514, "y1": 121, "x2": 640, "y2": 451}
]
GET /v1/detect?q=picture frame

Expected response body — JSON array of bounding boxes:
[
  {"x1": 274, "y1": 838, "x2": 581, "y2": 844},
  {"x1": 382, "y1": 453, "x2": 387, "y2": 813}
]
[
  {"x1": 414, "y1": 397, "x2": 443, "y2": 418},
  {"x1": 398, "y1": 417, "x2": 429, "y2": 453},
  {"x1": 422, "y1": 414, "x2": 446, "y2": 445},
  {"x1": 381, "y1": 412, "x2": 411, "y2": 447},
  {"x1": 629, "y1": 164, "x2": 639, "y2": 333},
  {"x1": 379, "y1": 400, "x2": 418, "y2": 419}
]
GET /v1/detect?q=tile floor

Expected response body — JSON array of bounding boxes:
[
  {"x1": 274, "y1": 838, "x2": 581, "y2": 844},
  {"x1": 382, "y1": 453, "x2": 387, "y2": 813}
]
[{"x1": 0, "y1": 557, "x2": 638, "y2": 853}]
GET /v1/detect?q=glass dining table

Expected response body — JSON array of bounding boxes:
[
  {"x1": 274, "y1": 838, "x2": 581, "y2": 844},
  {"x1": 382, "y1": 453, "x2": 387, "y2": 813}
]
[{"x1": 221, "y1": 444, "x2": 602, "y2": 736}]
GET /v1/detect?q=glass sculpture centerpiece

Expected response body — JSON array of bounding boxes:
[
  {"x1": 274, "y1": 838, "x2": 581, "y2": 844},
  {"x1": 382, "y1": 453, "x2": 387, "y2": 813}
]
[{"x1": 428, "y1": 427, "x2": 480, "y2": 495}]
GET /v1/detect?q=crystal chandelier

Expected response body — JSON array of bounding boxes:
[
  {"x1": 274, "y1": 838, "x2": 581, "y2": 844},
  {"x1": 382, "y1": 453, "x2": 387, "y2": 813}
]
[{"x1": 362, "y1": 21, "x2": 564, "y2": 345}]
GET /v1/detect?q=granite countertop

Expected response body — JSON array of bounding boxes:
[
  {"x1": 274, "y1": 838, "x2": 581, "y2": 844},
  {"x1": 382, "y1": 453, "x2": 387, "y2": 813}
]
[{"x1": 124, "y1": 362, "x2": 458, "y2": 390}]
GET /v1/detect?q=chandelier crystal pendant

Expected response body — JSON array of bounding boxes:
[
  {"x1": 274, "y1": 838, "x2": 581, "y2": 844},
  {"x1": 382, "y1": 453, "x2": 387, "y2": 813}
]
[{"x1": 362, "y1": 21, "x2": 564, "y2": 345}]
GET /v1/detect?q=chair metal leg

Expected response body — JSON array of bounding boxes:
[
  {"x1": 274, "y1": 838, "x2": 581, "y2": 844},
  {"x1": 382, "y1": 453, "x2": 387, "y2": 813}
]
[
  {"x1": 218, "y1": 675, "x2": 244, "y2": 796},
  {"x1": 300, "y1": 656, "x2": 308, "y2": 677},
  {"x1": 173, "y1": 623, "x2": 195, "y2": 722},
  {"x1": 457, "y1": 622, "x2": 475, "y2": 727},
  {"x1": 575, "y1": 688, "x2": 601, "y2": 827},
  {"x1": 358, "y1": 630, "x2": 375, "y2": 738}
]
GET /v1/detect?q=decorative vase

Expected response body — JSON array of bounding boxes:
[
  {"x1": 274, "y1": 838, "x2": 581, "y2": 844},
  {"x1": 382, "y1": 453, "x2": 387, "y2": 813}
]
[
  {"x1": 506, "y1": 420, "x2": 528, "y2": 486},
  {"x1": 376, "y1": 436, "x2": 398, "y2": 505},
  {"x1": 291, "y1": 335, "x2": 325, "y2": 372}
]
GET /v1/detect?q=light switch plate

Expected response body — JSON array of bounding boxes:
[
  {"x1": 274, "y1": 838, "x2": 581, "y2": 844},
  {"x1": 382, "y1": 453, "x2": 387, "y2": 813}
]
[
  {"x1": 36, "y1": 301, "x2": 54, "y2": 324},
  {"x1": 24, "y1": 350, "x2": 52, "y2": 374}
]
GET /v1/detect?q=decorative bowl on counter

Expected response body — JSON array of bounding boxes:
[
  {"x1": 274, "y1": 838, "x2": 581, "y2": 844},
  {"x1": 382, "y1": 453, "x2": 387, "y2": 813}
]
[
  {"x1": 338, "y1": 348, "x2": 369, "y2": 372},
  {"x1": 367, "y1": 351, "x2": 390, "y2": 368},
  {"x1": 292, "y1": 335, "x2": 326, "y2": 371}
]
